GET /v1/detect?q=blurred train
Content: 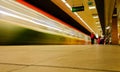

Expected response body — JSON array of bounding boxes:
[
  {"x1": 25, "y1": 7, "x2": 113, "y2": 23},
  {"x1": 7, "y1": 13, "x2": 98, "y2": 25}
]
[{"x1": 0, "y1": 0, "x2": 90, "y2": 45}]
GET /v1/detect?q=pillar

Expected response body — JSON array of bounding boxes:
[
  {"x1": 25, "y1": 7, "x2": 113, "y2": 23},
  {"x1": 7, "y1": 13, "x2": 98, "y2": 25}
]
[{"x1": 111, "y1": 16, "x2": 118, "y2": 44}]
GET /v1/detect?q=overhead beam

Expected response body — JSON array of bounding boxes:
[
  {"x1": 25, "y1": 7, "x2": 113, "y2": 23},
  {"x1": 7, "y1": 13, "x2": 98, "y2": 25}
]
[{"x1": 94, "y1": 0, "x2": 105, "y2": 34}]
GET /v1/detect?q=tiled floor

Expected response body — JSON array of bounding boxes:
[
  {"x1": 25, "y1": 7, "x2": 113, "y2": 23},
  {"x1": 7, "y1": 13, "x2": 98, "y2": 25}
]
[{"x1": 0, "y1": 45, "x2": 120, "y2": 72}]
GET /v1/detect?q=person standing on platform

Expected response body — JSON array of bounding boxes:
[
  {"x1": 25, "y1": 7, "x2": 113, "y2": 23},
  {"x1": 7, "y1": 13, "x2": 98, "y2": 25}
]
[
  {"x1": 97, "y1": 36, "x2": 101, "y2": 44},
  {"x1": 99, "y1": 36, "x2": 105, "y2": 44},
  {"x1": 90, "y1": 32, "x2": 95, "y2": 44}
]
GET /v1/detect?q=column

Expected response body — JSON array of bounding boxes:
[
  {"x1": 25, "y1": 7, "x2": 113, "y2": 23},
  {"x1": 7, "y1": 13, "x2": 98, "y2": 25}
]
[{"x1": 111, "y1": 16, "x2": 118, "y2": 44}]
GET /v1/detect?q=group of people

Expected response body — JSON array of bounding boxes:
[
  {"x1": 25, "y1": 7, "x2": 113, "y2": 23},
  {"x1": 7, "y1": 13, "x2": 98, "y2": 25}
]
[{"x1": 90, "y1": 32, "x2": 105, "y2": 44}]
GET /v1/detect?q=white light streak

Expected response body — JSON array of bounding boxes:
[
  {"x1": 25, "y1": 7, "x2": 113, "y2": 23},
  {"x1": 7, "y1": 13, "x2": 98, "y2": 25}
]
[{"x1": 0, "y1": 10, "x2": 64, "y2": 32}]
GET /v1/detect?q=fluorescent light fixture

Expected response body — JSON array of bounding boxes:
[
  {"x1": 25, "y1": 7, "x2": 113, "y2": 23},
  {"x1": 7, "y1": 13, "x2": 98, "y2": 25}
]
[
  {"x1": 96, "y1": 34, "x2": 98, "y2": 38},
  {"x1": 113, "y1": 14, "x2": 117, "y2": 17},
  {"x1": 97, "y1": 26, "x2": 101, "y2": 28},
  {"x1": 92, "y1": 14, "x2": 98, "y2": 18},
  {"x1": 96, "y1": 21, "x2": 100, "y2": 24},
  {"x1": 65, "y1": 3, "x2": 72, "y2": 10},
  {"x1": 106, "y1": 26, "x2": 110, "y2": 30},
  {"x1": 118, "y1": 24, "x2": 120, "y2": 27},
  {"x1": 93, "y1": 15, "x2": 98, "y2": 18},
  {"x1": 89, "y1": 6, "x2": 96, "y2": 9},
  {"x1": 61, "y1": 0, "x2": 72, "y2": 10},
  {"x1": 61, "y1": 0, "x2": 66, "y2": 3},
  {"x1": 98, "y1": 28, "x2": 102, "y2": 31}
]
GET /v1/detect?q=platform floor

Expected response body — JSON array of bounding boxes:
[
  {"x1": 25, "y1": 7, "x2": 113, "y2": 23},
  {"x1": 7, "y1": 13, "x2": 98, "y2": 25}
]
[{"x1": 0, "y1": 45, "x2": 120, "y2": 72}]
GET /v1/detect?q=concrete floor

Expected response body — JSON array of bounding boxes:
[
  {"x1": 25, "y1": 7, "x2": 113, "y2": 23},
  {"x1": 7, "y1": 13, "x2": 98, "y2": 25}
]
[{"x1": 0, "y1": 45, "x2": 120, "y2": 72}]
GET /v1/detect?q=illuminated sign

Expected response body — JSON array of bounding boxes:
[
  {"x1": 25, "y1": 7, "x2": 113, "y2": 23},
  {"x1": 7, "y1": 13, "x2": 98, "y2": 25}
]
[{"x1": 72, "y1": 6, "x2": 84, "y2": 12}]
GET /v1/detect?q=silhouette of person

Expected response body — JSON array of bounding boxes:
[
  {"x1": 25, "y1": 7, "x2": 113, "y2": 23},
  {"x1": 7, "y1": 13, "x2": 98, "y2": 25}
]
[{"x1": 90, "y1": 32, "x2": 95, "y2": 44}]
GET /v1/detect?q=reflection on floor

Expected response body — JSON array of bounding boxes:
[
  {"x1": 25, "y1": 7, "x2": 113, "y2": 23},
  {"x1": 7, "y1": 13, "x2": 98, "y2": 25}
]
[{"x1": 0, "y1": 45, "x2": 120, "y2": 72}]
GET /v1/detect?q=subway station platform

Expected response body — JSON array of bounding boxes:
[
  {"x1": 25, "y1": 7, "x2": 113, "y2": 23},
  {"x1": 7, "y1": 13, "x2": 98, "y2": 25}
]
[{"x1": 0, "y1": 45, "x2": 120, "y2": 72}]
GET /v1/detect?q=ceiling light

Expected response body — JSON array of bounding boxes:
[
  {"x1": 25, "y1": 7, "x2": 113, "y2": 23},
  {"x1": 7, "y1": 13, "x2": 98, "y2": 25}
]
[
  {"x1": 97, "y1": 25, "x2": 101, "y2": 27},
  {"x1": 65, "y1": 3, "x2": 72, "y2": 10},
  {"x1": 93, "y1": 15, "x2": 98, "y2": 18},
  {"x1": 61, "y1": 0, "x2": 72, "y2": 10},
  {"x1": 89, "y1": 6, "x2": 96, "y2": 9},
  {"x1": 92, "y1": 14, "x2": 98, "y2": 18},
  {"x1": 61, "y1": 0, "x2": 66, "y2": 3},
  {"x1": 118, "y1": 23, "x2": 120, "y2": 27},
  {"x1": 98, "y1": 27, "x2": 101, "y2": 29},
  {"x1": 98, "y1": 28, "x2": 101, "y2": 30},
  {"x1": 106, "y1": 26, "x2": 110, "y2": 30},
  {"x1": 96, "y1": 21, "x2": 100, "y2": 24}
]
